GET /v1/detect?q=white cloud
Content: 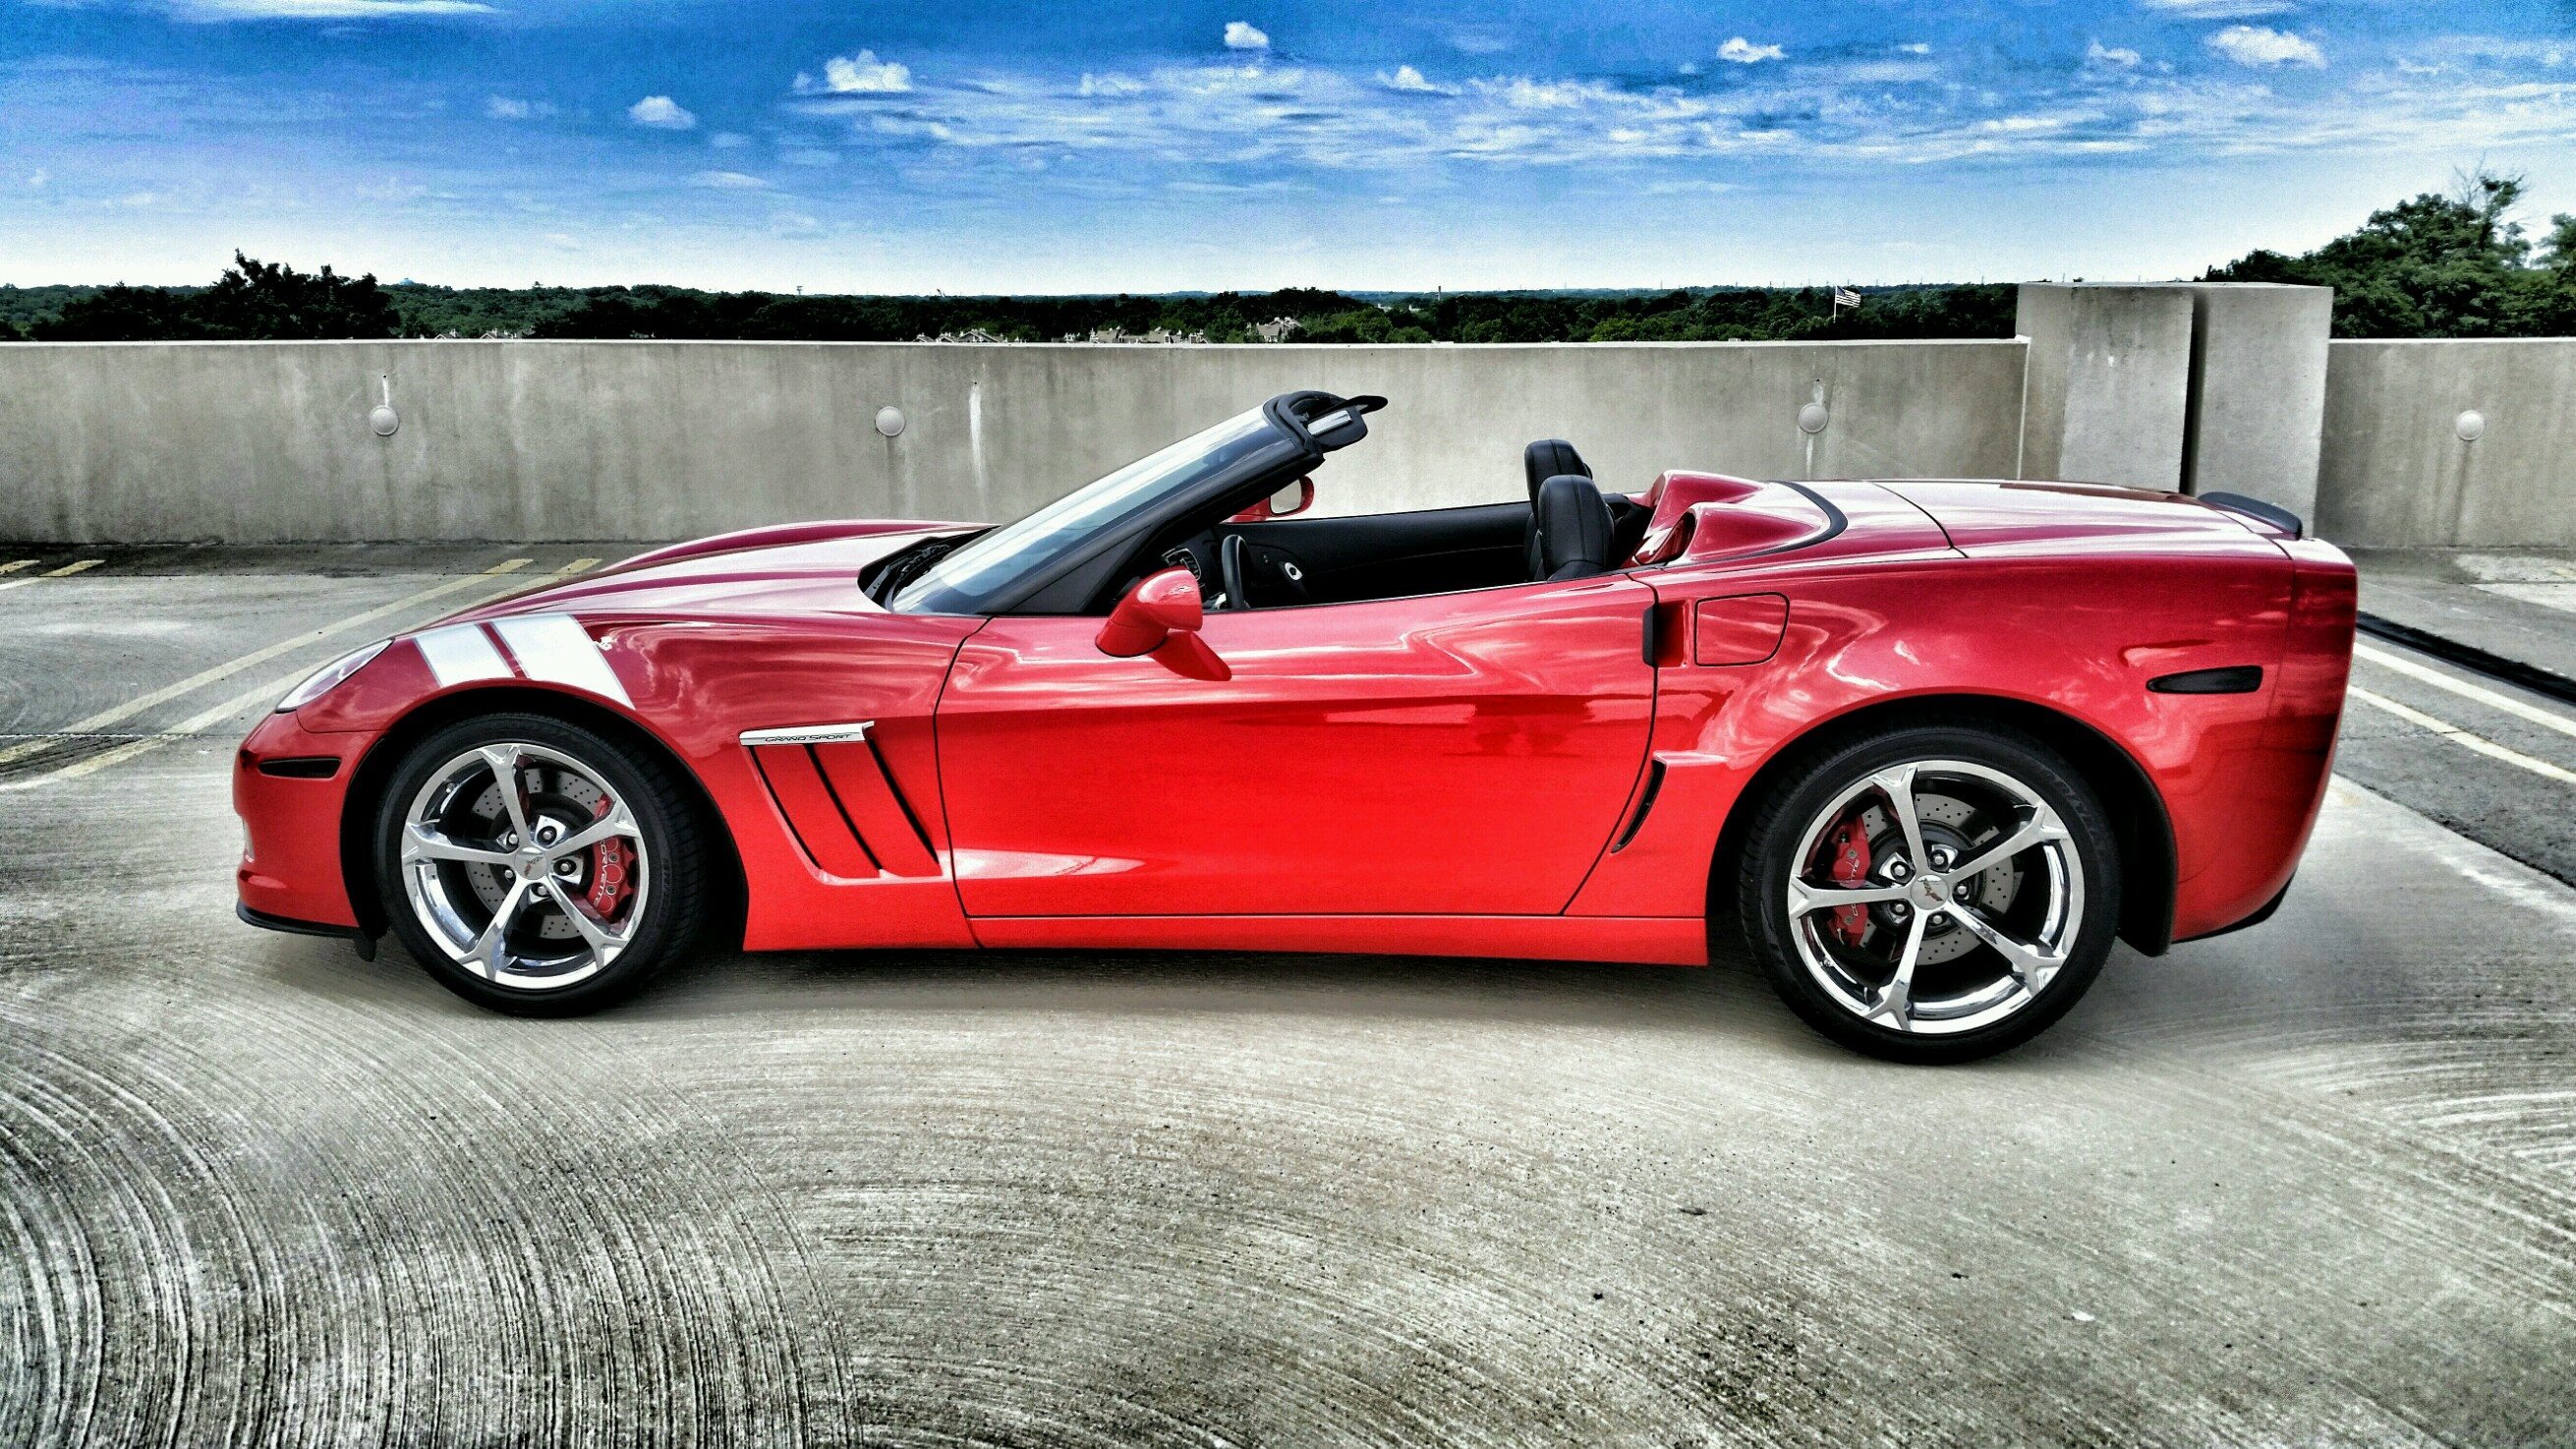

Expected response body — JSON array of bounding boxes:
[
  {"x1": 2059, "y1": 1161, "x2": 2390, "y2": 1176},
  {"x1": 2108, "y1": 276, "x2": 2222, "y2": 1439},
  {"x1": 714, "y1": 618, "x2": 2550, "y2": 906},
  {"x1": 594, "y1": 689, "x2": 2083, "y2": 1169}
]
[
  {"x1": 797, "y1": 49, "x2": 912, "y2": 94},
  {"x1": 1496, "y1": 77, "x2": 1593, "y2": 108},
  {"x1": 486, "y1": 95, "x2": 554, "y2": 119},
  {"x1": 690, "y1": 169, "x2": 770, "y2": 189},
  {"x1": 176, "y1": 0, "x2": 493, "y2": 17},
  {"x1": 2142, "y1": 0, "x2": 2292, "y2": 16},
  {"x1": 27, "y1": 170, "x2": 48, "y2": 188},
  {"x1": 2088, "y1": 40, "x2": 2144, "y2": 68},
  {"x1": 750, "y1": 39, "x2": 2576, "y2": 181},
  {"x1": 1719, "y1": 36, "x2": 1785, "y2": 65},
  {"x1": 2207, "y1": 26, "x2": 2324, "y2": 69},
  {"x1": 1223, "y1": 21, "x2": 1269, "y2": 51},
  {"x1": 709, "y1": 131, "x2": 751, "y2": 147},
  {"x1": 1900, "y1": 42, "x2": 1932, "y2": 56},
  {"x1": 628, "y1": 94, "x2": 698, "y2": 129},
  {"x1": 1381, "y1": 64, "x2": 1448, "y2": 93}
]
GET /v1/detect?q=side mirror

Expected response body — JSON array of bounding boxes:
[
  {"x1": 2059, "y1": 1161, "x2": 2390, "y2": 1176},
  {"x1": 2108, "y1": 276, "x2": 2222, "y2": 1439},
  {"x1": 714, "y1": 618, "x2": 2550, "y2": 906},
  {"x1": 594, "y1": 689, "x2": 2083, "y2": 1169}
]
[
  {"x1": 1227, "y1": 477, "x2": 1315, "y2": 523},
  {"x1": 1097, "y1": 566, "x2": 1204, "y2": 658}
]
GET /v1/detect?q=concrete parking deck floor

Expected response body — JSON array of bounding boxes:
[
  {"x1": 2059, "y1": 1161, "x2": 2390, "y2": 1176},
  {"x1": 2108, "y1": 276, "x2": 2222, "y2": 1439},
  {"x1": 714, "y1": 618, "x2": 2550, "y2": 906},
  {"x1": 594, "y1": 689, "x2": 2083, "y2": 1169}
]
[{"x1": 4, "y1": 548, "x2": 2575, "y2": 1444}]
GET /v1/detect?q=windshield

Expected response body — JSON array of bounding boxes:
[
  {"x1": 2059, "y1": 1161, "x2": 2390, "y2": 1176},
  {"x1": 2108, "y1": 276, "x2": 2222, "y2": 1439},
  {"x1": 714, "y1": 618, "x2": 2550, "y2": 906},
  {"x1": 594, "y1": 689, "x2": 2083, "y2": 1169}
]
[{"x1": 892, "y1": 405, "x2": 1284, "y2": 615}]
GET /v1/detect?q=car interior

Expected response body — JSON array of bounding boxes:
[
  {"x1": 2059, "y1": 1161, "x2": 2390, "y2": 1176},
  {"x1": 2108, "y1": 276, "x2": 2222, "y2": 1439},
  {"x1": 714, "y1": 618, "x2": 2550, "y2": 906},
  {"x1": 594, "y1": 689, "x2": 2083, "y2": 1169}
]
[{"x1": 1160, "y1": 439, "x2": 1657, "y2": 610}]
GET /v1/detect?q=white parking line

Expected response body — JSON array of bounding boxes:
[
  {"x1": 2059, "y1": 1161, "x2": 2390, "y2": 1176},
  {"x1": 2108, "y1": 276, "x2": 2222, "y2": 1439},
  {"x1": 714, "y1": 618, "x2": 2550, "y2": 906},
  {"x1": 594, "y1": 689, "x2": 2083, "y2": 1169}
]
[
  {"x1": 0, "y1": 559, "x2": 38, "y2": 575},
  {"x1": 2355, "y1": 641, "x2": 2576, "y2": 740},
  {"x1": 44, "y1": 670, "x2": 322, "y2": 782},
  {"x1": 6, "y1": 556, "x2": 599, "y2": 785},
  {"x1": 2348, "y1": 685, "x2": 2576, "y2": 786}
]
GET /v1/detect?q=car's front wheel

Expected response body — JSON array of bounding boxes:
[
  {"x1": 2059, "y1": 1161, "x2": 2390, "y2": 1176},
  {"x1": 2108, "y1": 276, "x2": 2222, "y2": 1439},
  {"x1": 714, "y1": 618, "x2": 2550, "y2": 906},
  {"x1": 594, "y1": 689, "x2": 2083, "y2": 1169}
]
[
  {"x1": 373, "y1": 712, "x2": 710, "y2": 1014},
  {"x1": 1735, "y1": 721, "x2": 2122, "y2": 1064}
]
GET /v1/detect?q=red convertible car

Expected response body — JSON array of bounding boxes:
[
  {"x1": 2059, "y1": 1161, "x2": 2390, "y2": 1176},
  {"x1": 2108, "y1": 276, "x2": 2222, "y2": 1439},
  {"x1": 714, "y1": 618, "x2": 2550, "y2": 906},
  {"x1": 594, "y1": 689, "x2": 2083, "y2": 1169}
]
[{"x1": 236, "y1": 390, "x2": 2354, "y2": 1062}]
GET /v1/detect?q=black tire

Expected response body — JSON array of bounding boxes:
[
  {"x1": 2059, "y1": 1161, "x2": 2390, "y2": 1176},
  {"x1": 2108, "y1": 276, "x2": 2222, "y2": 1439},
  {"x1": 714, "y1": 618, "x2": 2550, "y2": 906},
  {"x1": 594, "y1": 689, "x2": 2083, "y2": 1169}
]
[
  {"x1": 1734, "y1": 720, "x2": 2122, "y2": 1064},
  {"x1": 372, "y1": 712, "x2": 711, "y2": 1015}
]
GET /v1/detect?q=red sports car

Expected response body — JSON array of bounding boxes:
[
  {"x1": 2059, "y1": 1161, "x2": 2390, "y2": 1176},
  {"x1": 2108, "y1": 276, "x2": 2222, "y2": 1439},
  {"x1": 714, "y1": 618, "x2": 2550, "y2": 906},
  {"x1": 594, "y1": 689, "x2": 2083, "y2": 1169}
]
[{"x1": 236, "y1": 390, "x2": 2355, "y2": 1062}]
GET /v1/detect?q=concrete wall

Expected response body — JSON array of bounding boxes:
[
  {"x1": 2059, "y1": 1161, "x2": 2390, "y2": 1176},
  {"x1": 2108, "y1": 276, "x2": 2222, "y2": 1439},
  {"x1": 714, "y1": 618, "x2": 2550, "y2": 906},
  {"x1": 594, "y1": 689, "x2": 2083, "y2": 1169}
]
[
  {"x1": 2016, "y1": 284, "x2": 2198, "y2": 493},
  {"x1": 0, "y1": 339, "x2": 2029, "y2": 544},
  {"x1": 2182, "y1": 283, "x2": 2331, "y2": 521},
  {"x1": 9, "y1": 310, "x2": 2573, "y2": 549},
  {"x1": 2319, "y1": 339, "x2": 2576, "y2": 549}
]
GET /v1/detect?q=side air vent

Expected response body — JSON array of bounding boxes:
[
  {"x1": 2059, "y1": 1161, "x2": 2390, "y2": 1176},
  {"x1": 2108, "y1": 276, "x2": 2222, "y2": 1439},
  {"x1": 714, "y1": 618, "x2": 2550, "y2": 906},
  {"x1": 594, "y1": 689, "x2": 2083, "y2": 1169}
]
[
  {"x1": 741, "y1": 723, "x2": 943, "y2": 879},
  {"x1": 809, "y1": 739, "x2": 942, "y2": 876},
  {"x1": 747, "y1": 744, "x2": 882, "y2": 879},
  {"x1": 1611, "y1": 759, "x2": 1668, "y2": 853},
  {"x1": 2147, "y1": 665, "x2": 2265, "y2": 696}
]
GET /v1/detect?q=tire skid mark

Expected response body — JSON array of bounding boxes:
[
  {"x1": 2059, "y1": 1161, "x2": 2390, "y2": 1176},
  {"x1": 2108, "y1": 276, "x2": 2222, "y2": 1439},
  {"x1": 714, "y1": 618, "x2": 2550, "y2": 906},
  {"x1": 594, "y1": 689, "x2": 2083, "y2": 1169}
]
[{"x1": 0, "y1": 971, "x2": 838, "y2": 1445}]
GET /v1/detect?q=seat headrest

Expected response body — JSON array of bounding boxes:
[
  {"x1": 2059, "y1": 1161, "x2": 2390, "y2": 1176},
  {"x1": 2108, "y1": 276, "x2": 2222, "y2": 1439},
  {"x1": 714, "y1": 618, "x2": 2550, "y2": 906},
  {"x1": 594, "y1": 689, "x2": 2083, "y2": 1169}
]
[
  {"x1": 1529, "y1": 474, "x2": 1616, "y2": 582},
  {"x1": 1524, "y1": 439, "x2": 1590, "y2": 505}
]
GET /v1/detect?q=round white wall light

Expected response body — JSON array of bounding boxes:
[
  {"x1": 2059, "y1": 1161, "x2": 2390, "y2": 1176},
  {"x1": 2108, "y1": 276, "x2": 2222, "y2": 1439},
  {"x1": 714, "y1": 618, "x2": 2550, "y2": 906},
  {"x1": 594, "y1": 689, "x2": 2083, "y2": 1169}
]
[
  {"x1": 2455, "y1": 410, "x2": 2487, "y2": 443},
  {"x1": 875, "y1": 406, "x2": 907, "y2": 438}
]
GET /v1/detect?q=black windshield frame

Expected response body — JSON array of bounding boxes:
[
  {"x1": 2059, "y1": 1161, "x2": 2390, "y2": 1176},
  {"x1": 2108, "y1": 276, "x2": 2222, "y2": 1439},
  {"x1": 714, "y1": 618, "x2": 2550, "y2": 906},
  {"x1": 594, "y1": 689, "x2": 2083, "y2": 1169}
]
[{"x1": 888, "y1": 390, "x2": 1375, "y2": 617}]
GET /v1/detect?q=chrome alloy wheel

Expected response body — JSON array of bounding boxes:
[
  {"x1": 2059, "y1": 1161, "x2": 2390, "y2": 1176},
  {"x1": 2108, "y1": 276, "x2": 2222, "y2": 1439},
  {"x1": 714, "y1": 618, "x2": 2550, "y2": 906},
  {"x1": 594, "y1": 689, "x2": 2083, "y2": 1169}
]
[
  {"x1": 397, "y1": 741, "x2": 648, "y2": 991},
  {"x1": 1783, "y1": 759, "x2": 2083, "y2": 1036}
]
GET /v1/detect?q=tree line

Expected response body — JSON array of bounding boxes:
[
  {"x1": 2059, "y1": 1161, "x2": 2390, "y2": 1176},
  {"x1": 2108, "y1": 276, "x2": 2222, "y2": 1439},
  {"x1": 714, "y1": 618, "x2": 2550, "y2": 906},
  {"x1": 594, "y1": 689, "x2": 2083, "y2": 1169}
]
[{"x1": 8, "y1": 173, "x2": 2573, "y2": 344}]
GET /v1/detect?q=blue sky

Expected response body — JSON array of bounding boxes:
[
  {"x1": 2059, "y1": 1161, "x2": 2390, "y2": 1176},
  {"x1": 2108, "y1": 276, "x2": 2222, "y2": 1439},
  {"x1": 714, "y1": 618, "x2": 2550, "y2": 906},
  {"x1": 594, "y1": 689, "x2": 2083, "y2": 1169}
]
[{"x1": 6, "y1": 1, "x2": 2576, "y2": 291}]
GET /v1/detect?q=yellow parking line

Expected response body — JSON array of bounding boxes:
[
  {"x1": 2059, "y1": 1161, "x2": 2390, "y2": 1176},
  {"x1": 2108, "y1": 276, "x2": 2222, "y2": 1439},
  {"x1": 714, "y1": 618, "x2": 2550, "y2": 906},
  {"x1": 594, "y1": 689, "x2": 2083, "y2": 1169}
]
[
  {"x1": 2348, "y1": 685, "x2": 2576, "y2": 786},
  {"x1": 0, "y1": 556, "x2": 533, "y2": 771},
  {"x1": 7, "y1": 555, "x2": 600, "y2": 785},
  {"x1": 2355, "y1": 642, "x2": 2576, "y2": 741},
  {"x1": 0, "y1": 557, "x2": 103, "y2": 595}
]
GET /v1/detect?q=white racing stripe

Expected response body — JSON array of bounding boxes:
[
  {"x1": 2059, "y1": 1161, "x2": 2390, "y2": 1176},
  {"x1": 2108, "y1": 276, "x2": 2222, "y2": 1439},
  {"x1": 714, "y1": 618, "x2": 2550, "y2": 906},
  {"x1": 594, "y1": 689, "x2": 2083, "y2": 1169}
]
[
  {"x1": 2355, "y1": 641, "x2": 2576, "y2": 741},
  {"x1": 490, "y1": 613, "x2": 632, "y2": 706},
  {"x1": 415, "y1": 622, "x2": 514, "y2": 687},
  {"x1": 2347, "y1": 685, "x2": 2576, "y2": 786}
]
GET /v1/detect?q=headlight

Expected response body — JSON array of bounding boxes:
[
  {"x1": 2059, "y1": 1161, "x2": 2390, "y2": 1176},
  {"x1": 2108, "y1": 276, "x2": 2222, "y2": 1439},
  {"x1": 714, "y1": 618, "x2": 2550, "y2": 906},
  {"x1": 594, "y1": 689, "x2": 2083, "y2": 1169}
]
[{"x1": 275, "y1": 640, "x2": 391, "y2": 713}]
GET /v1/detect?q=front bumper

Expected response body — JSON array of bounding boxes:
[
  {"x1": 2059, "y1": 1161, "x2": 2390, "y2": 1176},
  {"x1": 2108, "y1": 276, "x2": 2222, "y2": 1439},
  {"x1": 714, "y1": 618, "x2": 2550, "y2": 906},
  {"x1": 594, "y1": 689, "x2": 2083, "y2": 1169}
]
[{"x1": 233, "y1": 710, "x2": 366, "y2": 930}]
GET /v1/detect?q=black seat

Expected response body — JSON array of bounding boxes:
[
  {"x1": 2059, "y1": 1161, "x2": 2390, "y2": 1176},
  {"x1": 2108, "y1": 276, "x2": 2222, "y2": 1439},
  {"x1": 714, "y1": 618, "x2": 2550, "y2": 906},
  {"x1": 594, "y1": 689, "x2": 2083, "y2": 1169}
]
[
  {"x1": 1529, "y1": 475, "x2": 1616, "y2": 581},
  {"x1": 1523, "y1": 439, "x2": 1591, "y2": 505}
]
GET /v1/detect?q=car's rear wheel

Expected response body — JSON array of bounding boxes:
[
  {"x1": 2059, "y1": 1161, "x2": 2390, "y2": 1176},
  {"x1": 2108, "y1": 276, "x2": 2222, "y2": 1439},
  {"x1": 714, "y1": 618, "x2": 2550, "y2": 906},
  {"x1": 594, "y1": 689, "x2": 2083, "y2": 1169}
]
[
  {"x1": 1735, "y1": 722, "x2": 2121, "y2": 1064},
  {"x1": 373, "y1": 713, "x2": 709, "y2": 1014}
]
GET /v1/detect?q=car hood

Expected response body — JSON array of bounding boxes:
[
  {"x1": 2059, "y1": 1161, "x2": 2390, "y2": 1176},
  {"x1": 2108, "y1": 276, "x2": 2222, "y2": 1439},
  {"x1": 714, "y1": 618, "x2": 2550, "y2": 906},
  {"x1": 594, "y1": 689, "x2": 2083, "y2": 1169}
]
[{"x1": 450, "y1": 519, "x2": 977, "y2": 623}]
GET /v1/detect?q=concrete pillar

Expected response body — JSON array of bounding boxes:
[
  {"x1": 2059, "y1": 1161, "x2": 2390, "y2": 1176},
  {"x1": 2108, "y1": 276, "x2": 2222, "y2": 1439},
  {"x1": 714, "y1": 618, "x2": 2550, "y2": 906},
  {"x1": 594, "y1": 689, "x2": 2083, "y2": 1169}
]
[
  {"x1": 2179, "y1": 282, "x2": 2332, "y2": 522},
  {"x1": 2016, "y1": 284, "x2": 2197, "y2": 492}
]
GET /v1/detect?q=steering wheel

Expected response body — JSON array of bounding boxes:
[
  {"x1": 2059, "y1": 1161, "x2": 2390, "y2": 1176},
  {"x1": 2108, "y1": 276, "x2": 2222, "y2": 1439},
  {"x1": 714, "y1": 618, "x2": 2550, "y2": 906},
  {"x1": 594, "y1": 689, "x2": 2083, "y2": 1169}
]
[{"x1": 1220, "y1": 533, "x2": 1251, "y2": 610}]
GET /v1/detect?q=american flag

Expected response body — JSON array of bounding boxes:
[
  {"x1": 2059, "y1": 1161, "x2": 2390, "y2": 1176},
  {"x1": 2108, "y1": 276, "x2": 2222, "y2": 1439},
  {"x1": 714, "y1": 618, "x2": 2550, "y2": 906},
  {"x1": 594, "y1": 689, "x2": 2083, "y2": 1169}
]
[{"x1": 1833, "y1": 287, "x2": 1862, "y2": 310}]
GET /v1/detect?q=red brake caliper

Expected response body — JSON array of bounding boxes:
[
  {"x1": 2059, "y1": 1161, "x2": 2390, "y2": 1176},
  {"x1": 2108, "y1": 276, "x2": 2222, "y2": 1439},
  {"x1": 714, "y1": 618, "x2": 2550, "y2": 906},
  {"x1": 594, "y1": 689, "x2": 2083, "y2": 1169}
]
[
  {"x1": 586, "y1": 795, "x2": 634, "y2": 920},
  {"x1": 1827, "y1": 816, "x2": 1873, "y2": 946}
]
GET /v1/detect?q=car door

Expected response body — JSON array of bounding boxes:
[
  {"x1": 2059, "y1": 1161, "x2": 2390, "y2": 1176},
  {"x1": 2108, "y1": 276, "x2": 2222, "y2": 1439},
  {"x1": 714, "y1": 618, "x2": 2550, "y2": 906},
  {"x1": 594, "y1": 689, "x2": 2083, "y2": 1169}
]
[{"x1": 935, "y1": 574, "x2": 1659, "y2": 918}]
